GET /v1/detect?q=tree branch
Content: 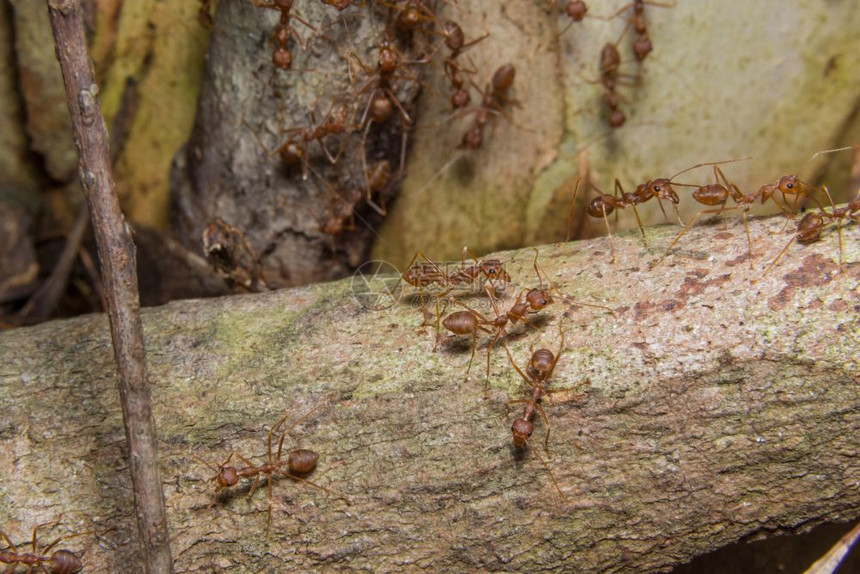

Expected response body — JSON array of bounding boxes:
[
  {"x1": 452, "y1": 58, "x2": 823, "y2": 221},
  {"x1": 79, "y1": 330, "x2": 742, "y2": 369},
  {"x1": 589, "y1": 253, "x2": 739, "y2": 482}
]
[
  {"x1": 45, "y1": 1, "x2": 172, "y2": 572},
  {"x1": 0, "y1": 214, "x2": 858, "y2": 572}
]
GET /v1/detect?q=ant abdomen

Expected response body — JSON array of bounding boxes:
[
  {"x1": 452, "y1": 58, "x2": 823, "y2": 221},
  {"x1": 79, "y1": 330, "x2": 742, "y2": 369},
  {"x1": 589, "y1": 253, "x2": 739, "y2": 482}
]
[
  {"x1": 50, "y1": 549, "x2": 83, "y2": 574},
  {"x1": 287, "y1": 449, "x2": 319, "y2": 475}
]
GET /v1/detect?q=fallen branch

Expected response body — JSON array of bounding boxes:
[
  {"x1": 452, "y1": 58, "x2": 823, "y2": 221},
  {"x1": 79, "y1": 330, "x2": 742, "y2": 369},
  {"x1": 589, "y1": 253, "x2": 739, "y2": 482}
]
[{"x1": 0, "y1": 214, "x2": 858, "y2": 572}]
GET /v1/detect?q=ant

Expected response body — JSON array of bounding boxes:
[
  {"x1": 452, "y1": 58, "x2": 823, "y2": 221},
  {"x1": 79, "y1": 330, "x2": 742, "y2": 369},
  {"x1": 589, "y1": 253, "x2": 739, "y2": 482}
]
[
  {"x1": 594, "y1": 28, "x2": 638, "y2": 128},
  {"x1": 648, "y1": 160, "x2": 783, "y2": 271},
  {"x1": 609, "y1": 0, "x2": 675, "y2": 63},
  {"x1": 577, "y1": 177, "x2": 648, "y2": 262},
  {"x1": 249, "y1": 97, "x2": 355, "y2": 180},
  {"x1": 1, "y1": 518, "x2": 106, "y2": 574},
  {"x1": 194, "y1": 401, "x2": 351, "y2": 537},
  {"x1": 320, "y1": 0, "x2": 352, "y2": 10},
  {"x1": 202, "y1": 218, "x2": 269, "y2": 292},
  {"x1": 502, "y1": 330, "x2": 577, "y2": 499},
  {"x1": 632, "y1": 158, "x2": 751, "y2": 228},
  {"x1": 434, "y1": 19, "x2": 489, "y2": 110},
  {"x1": 457, "y1": 63, "x2": 519, "y2": 149},
  {"x1": 760, "y1": 188, "x2": 860, "y2": 276},
  {"x1": 248, "y1": 0, "x2": 317, "y2": 71},
  {"x1": 758, "y1": 146, "x2": 858, "y2": 214}
]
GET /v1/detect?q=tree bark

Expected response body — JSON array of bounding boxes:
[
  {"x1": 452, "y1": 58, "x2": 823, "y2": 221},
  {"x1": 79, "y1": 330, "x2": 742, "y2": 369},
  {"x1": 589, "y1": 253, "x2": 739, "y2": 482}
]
[{"x1": 0, "y1": 214, "x2": 858, "y2": 573}]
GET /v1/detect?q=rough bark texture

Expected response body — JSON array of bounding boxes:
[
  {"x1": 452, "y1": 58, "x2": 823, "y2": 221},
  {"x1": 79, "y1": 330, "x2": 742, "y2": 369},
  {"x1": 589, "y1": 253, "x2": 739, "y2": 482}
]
[
  {"x1": 1, "y1": 213, "x2": 858, "y2": 572},
  {"x1": 168, "y1": 0, "x2": 430, "y2": 288},
  {"x1": 47, "y1": 0, "x2": 172, "y2": 570}
]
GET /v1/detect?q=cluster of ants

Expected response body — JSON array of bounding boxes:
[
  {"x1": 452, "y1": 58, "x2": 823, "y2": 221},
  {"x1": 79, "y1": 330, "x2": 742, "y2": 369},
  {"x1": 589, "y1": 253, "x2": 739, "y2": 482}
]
[
  {"x1": 554, "y1": 0, "x2": 675, "y2": 128},
  {"x1": 399, "y1": 246, "x2": 611, "y2": 497},
  {"x1": 235, "y1": 0, "x2": 520, "y2": 237},
  {"x1": 572, "y1": 148, "x2": 860, "y2": 276},
  {"x1": 394, "y1": 145, "x2": 858, "y2": 497}
]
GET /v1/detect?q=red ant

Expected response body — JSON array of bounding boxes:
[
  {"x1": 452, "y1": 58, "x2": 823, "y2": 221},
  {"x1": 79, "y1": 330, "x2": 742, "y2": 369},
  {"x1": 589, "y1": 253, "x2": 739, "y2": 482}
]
[
  {"x1": 758, "y1": 146, "x2": 858, "y2": 214},
  {"x1": 594, "y1": 29, "x2": 638, "y2": 128},
  {"x1": 432, "y1": 19, "x2": 489, "y2": 110},
  {"x1": 194, "y1": 401, "x2": 351, "y2": 537},
  {"x1": 249, "y1": 0, "x2": 317, "y2": 71},
  {"x1": 609, "y1": 0, "x2": 675, "y2": 62},
  {"x1": 760, "y1": 188, "x2": 860, "y2": 276},
  {"x1": 1, "y1": 518, "x2": 107, "y2": 574},
  {"x1": 502, "y1": 330, "x2": 577, "y2": 499},
  {"x1": 577, "y1": 177, "x2": 648, "y2": 262},
  {"x1": 319, "y1": 0, "x2": 353, "y2": 11},
  {"x1": 457, "y1": 63, "x2": 519, "y2": 149},
  {"x1": 248, "y1": 97, "x2": 355, "y2": 180},
  {"x1": 632, "y1": 158, "x2": 751, "y2": 229}
]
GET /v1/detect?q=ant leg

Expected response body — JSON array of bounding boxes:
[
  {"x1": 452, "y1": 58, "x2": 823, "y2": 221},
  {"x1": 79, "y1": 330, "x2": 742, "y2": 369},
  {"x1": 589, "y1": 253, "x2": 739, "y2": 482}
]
[
  {"x1": 742, "y1": 210, "x2": 754, "y2": 272},
  {"x1": 630, "y1": 203, "x2": 648, "y2": 246},
  {"x1": 0, "y1": 528, "x2": 18, "y2": 554},
  {"x1": 600, "y1": 208, "x2": 616, "y2": 263},
  {"x1": 758, "y1": 234, "x2": 800, "y2": 280},
  {"x1": 525, "y1": 438, "x2": 568, "y2": 501},
  {"x1": 566, "y1": 178, "x2": 582, "y2": 242},
  {"x1": 502, "y1": 341, "x2": 534, "y2": 387},
  {"x1": 535, "y1": 401, "x2": 552, "y2": 457},
  {"x1": 247, "y1": 474, "x2": 261, "y2": 499},
  {"x1": 282, "y1": 472, "x2": 352, "y2": 505}
]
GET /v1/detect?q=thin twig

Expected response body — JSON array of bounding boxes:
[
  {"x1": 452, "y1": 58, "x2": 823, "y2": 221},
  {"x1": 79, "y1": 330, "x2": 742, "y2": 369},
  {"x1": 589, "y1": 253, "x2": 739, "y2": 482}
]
[
  {"x1": 45, "y1": 0, "x2": 173, "y2": 572},
  {"x1": 18, "y1": 203, "x2": 89, "y2": 319}
]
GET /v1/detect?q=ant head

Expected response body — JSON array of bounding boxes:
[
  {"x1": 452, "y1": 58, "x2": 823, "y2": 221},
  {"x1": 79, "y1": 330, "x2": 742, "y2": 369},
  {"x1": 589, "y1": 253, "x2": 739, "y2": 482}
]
[
  {"x1": 287, "y1": 449, "x2": 319, "y2": 475},
  {"x1": 460, "y1": 126, "x2": 483, "y2": 149},
  {"x1": 50, "y1": 549, "x2": 83, "y2": 574},
  {"x1": 511, "y1": 418, "x2": 533, "y2": 447},
  {"x1": 482, "y1": 259, "x2": 511, "y2": 282},
  {"x1": 272, "y1": 48, "x2": 292, "y2": 71},
  {"x1": 526, "y1": 288, "x2": 553, "y2": 311},
  {"x1": 566, "y1": 0, "x2": 588, "y2": 21},
  {"x1": 274, "y1": 0, "x2": 294, "y2": 11},
  {"x1": 778, "y1": 175, "x2": 803, "y2": 194},
  {"x1": 648, "y1": 179, "x2": 680, "y2": 203},
  {"x1": 216, "y1": 466, "x2": 239, "y2": 489},
  {"x1": 444, "y1": 21, "x2": 465, "y2": 52}
]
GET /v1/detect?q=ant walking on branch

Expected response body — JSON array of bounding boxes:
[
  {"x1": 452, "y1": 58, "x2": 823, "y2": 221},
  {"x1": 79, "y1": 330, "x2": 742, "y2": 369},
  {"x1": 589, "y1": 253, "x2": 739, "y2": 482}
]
[
  {"x1": 248, "y1": 0, "x2": 317, "y2": 70},
  {"x1": 608, "y1": 0, "x2": 675, "y2": 63},
  {"x1": 760, "y1": 188, "x2": 860, "y2": 277},
  {"x1": 194, "y1": 400, "x2": 351, "y2": 537},
  {"x1": 1, "y1": 517, "x2": 108, "y2": 574},
  {"x1": 503, "y1": 329, "x2": 581, "y2": 499}
]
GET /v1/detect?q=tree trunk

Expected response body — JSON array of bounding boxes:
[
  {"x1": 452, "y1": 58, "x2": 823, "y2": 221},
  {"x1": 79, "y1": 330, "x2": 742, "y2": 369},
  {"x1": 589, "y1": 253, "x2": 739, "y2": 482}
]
[{"x1": 0, "y1": 213, "x2": 858, "y2": 573}]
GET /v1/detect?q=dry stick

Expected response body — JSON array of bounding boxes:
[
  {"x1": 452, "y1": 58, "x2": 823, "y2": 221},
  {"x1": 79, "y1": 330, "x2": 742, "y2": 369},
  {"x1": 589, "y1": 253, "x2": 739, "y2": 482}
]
[
  {"x1": 18, "y1": 203, "x2": 89, "y2": 319},
  {"x1": 45, "y1": 1, "x2": 173, "y2": 573}
]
